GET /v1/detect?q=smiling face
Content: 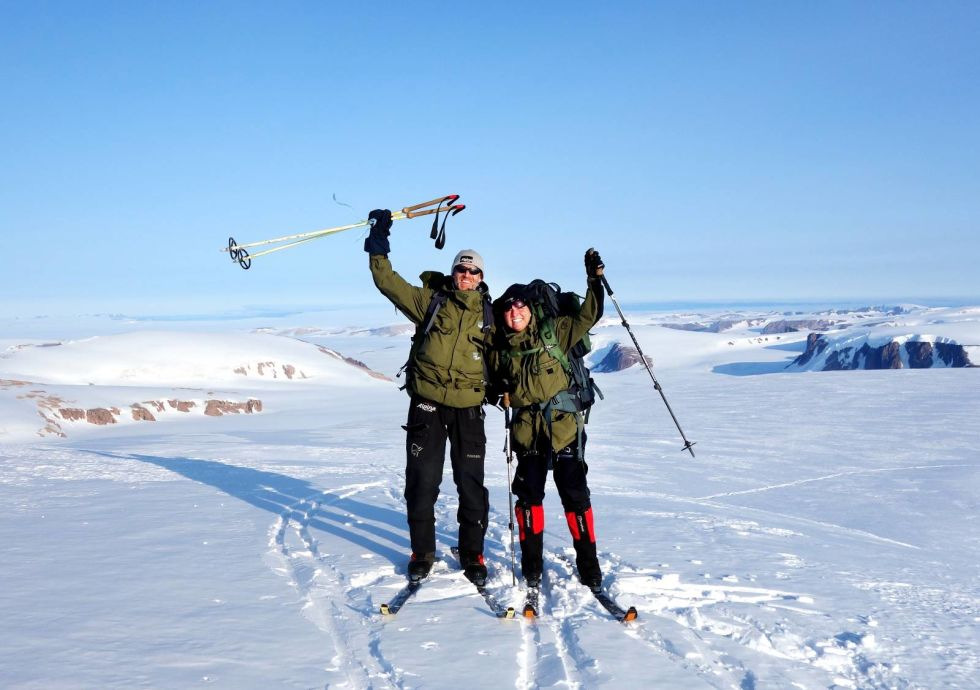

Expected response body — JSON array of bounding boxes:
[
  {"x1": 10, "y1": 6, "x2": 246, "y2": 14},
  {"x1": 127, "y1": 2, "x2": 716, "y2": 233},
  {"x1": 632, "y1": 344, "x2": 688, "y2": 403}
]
[
  {"x1": 453, "y1": 265, "x2": 482, "y2": 291},
  {"x1": 503, "y1": 299, "x2": 532, "y2": 332}
]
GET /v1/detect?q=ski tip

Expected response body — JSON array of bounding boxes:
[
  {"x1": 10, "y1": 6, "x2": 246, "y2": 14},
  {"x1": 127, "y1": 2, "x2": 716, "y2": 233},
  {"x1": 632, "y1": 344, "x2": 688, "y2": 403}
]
[
  {"x1": 522, "y1": 606, "x2": 538, "y2": 619},
  {"x1": 622, "y1": 606, "x2": 639, "y2": 623},
  {"x1": 380, "y1": 604, "x2": 392, "y2": 616},
  {"x1": 502, "y1": 607, "x2": 516, "y2": 619}
]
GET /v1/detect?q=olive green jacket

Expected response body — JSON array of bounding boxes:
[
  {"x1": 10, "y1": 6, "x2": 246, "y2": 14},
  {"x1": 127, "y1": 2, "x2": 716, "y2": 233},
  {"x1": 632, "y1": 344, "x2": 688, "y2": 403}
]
[
  {"x1": 490, "y1": 279, "x2": 603, "y2": 452},
  {"x1": 370, "y1": 255, "x2": 491, "y2": 408}
]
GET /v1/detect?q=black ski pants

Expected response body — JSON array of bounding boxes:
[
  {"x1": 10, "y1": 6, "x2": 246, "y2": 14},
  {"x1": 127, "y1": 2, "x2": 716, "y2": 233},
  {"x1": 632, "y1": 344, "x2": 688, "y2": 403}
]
[
  {"x1": 512, "y1": 439, "x2": 592, "y2": 512},
  {"x1": 512, "y1": 434, "x2": 601, "y2": 583},
  {"x1": 402, "y1": 395, "x2": 489, "y2": 557}
]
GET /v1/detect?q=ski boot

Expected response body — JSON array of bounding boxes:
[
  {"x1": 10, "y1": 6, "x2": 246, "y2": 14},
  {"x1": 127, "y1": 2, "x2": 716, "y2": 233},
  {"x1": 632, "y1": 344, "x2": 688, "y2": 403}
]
[
  {"x1": 407, "y1": 552, "x2": 435, "y2": 582},
  {"x1": 459, "y1": 551, "x2": 488, "y2": 586}
]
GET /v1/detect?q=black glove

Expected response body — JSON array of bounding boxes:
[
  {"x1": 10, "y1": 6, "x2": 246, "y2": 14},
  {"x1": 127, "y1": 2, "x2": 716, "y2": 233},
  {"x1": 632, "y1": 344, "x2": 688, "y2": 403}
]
[
  {"x1": 364, "y1": 209, "x2": 392, "y2": 255},
  {"x1": 585, "y1": 247, "x2": 604, "y2": 279}
]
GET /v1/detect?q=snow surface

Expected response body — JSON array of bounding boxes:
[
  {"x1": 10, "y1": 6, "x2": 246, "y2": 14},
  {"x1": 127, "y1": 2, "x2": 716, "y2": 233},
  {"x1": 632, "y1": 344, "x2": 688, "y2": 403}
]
[{"x1": 1, "y1": 304, "x2": 978, "y2": 689}]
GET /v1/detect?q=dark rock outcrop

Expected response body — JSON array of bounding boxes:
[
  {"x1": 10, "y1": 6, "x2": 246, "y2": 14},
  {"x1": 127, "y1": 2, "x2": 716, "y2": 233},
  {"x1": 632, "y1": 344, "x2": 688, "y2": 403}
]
[
  {"x1": 793, "y1": 333, "x2": 830, "y2": 367},
  {"x1": 936, "y1": 343, "x2": 971, "y2": 367},
  {"x1": 762, "y1": 319, "x2": 839, "y2": 335},
  {"x1": 905, "y1": 341, "x2": 934, "y2": 368},
  {"x1": 592, "y1": 343, "x2": 653, "y2": 373},
  {"x1": 793, "y1": 334, "x2": 974, "y2": 370},
  {"x1": 660, "y1": 318, "x2": 765, "y2": 333}
]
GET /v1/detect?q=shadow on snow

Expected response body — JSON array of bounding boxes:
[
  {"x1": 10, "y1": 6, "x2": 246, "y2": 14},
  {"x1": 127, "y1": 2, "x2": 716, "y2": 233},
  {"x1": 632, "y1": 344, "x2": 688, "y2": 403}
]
[{"x1": 81, "y1": 449, "x2": 411, "y2": 567}]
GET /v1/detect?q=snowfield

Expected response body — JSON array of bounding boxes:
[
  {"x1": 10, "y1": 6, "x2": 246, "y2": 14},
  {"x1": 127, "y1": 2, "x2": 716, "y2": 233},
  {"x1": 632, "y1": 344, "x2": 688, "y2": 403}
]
[{"x1": 1, "y1": 304, "x2": 978, "y2": 689}]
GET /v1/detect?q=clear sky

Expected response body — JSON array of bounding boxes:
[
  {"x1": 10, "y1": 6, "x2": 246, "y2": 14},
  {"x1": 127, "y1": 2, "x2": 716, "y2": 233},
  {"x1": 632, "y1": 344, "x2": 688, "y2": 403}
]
[{"x1": 2, "y1": 2, "x2": 978, "y2": 317}]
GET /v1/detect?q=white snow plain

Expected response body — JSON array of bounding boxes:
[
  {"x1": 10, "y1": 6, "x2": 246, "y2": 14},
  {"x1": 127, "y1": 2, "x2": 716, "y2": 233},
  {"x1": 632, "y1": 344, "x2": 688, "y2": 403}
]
[{"x1": 1, "y1": 303, "x2": 978, "y2": 689}]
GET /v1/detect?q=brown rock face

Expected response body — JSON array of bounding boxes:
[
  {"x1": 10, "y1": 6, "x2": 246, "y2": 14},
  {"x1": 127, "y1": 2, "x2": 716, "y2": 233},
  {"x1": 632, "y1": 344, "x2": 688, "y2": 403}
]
[
  {"x1": 131, "y1": 405, "x2": 156, "y2": 421},
  {"x1": 168, "y1": 399, "x2": 196, "y2": 412},
  {"x1": 59, "y1": 408, "x2": 86, "y2": 421},
  {"x1": 86, "y1": 408, "x2": 118, "y2": 425},
  {"x1": 1, "y1": 379, "x2": 32, "y2": 388},
  {"x1": 204, "y1": 399, "x2": 263, "y2": 416},
  {"x1": 318, "y1": 345, "x2": 392, "y2": 381}
]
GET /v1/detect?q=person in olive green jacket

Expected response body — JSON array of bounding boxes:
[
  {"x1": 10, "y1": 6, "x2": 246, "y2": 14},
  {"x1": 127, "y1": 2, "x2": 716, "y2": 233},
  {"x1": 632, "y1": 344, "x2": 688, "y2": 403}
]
[
  {"x1": 489, "y1": 249, "x2": 606, "y2": 590},
  {"x1": 364, "y1": 209, "x2": 492, "y2": 585}
]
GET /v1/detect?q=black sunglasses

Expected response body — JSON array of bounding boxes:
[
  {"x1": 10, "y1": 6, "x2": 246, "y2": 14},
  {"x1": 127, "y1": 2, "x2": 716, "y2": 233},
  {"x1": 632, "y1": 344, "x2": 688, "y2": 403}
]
[
  {"x1": 504, "y1": 298, "x2": 527, "y2": 309},
  {"x1": 454, "y1": 265, "x2": 482, "y2": 276}
]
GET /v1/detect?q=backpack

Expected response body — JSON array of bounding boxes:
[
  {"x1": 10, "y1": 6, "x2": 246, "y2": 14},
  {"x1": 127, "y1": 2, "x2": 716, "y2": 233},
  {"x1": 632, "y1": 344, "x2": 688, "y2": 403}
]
[
  {"x1": 495, "y1": 279, "x2": 603, "y2": 442},
  {"x1": 519, "y1": 279, "x2": 602, "y2": 416}
]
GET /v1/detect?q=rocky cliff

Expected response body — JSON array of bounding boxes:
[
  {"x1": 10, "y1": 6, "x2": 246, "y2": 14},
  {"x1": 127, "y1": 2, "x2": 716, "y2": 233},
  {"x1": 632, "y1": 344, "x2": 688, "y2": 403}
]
[{"x1": 792, "y1": 333, "x2": 974, "y2": 371}]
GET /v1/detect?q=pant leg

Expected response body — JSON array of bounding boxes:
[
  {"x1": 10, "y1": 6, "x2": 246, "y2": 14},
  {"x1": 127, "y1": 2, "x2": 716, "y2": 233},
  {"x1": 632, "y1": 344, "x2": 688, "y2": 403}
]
[
  {"x1": 553, "y1": 436, "x2": 602, "y2": 584},
  {"x1": 512, "y1": 449, "x2": 549, "y2": 578},
  {"x1": 447, "y1": 404, "x2": 488, "y2": 556},
  {"x1": 403, "y1": 397, "x2": 448, "y2": 555}
]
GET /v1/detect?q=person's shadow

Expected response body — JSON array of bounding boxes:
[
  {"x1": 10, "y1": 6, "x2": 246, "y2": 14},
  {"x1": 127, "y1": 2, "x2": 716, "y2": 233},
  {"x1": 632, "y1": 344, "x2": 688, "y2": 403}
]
[{"x1": 82, "y1": 450, "x2": 419, "y2": 567}]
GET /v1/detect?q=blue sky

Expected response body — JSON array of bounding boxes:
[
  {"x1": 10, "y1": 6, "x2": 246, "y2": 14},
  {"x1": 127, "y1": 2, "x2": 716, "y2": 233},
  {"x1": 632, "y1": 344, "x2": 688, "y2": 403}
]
[{"x1": 2, "y1": 2, "x2": 978, "y2": 316}]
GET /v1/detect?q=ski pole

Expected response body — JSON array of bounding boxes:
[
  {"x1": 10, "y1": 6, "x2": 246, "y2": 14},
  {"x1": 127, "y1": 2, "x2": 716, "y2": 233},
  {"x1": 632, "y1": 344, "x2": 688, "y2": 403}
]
[
  {"x1": 222, "y1": 194, "x2": 465, "y2": 269},
  {"x1": 597, "y1": 271, "x2": 697, "y2": 458},
  {"x1": 502, "y1": 392, "x2": 518, "y2": 586}
]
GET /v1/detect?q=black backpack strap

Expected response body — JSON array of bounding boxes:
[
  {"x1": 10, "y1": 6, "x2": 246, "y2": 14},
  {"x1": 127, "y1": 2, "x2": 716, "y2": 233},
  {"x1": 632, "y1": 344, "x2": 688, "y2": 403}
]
[
  {"x1": 482, "y1": 294, "x2": 493, "y2": 334},
  {"x1": 397, "y1": 290, "x2": 450, "y2": 386},
  {"x1": 420, "y1": 290, "x2": 450, "y2": 337}
]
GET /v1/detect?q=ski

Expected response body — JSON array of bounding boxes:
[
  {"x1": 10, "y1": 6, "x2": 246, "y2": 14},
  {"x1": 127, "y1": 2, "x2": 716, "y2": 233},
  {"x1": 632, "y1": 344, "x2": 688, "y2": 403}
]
[
  {"x1": 475, "y1": 584, "x2": 516, "y2": 619},
  {"x1": 450, "y1": 547, "x2": 516, "y2": 619},
  {"x1": 379, "y1": 578, "x2": 423, "y2": 616},
  {"x1": 521, "y1": 586, "x2": 541, "y2": 618},
  {"x1": 589, "y1": 588, "x2": 638, "y2": 623}
]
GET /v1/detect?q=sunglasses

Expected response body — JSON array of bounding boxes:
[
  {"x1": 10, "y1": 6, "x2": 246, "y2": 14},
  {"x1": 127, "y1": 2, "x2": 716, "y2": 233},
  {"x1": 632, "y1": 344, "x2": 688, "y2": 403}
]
[
  {"x1": 504, "y1": 298, "x2": 527, "y2": 310},
  {"x1": 454, "y1": 265, "x2": 482, "y2": 276}
]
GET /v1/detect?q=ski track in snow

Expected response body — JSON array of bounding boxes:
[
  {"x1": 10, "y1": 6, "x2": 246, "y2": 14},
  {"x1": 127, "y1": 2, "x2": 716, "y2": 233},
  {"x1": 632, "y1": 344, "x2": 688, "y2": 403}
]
[
  {"x1": 268, "y1": 481, "x2": 404, "y2": 689},
  {"x1": 259, "y1": 468, "x2": 918, "y2": 689},
  {"x1": 694, "y1": 462, "x2": 972, "y2": 503}
]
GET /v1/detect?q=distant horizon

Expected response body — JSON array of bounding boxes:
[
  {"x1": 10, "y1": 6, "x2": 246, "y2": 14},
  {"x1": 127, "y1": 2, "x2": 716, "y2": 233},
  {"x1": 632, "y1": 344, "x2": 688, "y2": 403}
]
[{"x1": 4, "y1": 295, "x2": 979, "y2": 323}]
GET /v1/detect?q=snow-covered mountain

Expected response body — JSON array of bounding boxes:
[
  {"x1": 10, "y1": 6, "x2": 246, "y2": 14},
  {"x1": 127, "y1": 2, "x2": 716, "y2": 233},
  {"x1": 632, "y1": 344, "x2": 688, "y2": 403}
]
[{"x1": 0, "y1": 331, "x2": 388, "y2": 440}]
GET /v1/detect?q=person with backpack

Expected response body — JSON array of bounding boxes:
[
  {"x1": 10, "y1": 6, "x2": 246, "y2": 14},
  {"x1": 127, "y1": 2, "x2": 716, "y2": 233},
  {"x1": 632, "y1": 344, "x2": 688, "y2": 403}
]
[
  {"x1": 489, "y1": 249, "x2": 607, "y2": 590},
  {"x1": 364, "y1": 209, "x2": 494, "y2": 585}
]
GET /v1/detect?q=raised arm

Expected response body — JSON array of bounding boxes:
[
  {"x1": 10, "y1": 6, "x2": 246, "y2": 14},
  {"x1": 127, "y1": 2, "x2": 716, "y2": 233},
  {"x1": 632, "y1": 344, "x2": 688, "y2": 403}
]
[
  {"x1": 365, "y1": 209, "x2": 430, "y2": 323},
  {"x1": 560, "y1": 249, "x2": 606, "y2": 351}
]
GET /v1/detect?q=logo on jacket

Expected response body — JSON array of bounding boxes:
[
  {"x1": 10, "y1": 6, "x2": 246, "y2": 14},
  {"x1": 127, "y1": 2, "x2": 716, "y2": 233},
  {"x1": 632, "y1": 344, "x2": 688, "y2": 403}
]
[
  {"x1": 416, "y1": 402, "x2": 437, "y2": 412},
  {"x1": 411, "y1": 443, "x2": 423, "y2": 457}
]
